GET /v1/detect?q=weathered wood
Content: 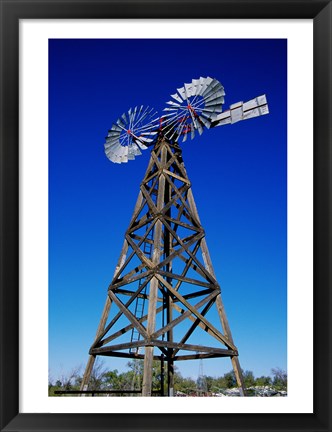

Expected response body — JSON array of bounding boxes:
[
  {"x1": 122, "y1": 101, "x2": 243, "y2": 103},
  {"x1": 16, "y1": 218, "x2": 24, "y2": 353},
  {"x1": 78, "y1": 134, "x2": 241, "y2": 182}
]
[
  {"x1": 143, "y1": 169, "x2": 159, "y2": 185},
  {"x1": 155, "y1": 274, "x2": 236, "y2": 351},
  {"x1": 108, "y1": 290, "x2": 148, "y2": 339},
  {"x1": 140, "y1": 183, "x2": 159, "y2": 216},
  {"x1": 154, "y1": 230, "x2": 205, "y2": 271},
  {"x1": 150, "y1": 339, "x2": 238, "y2": 355},
  {"x1": 172, "y1": 241, "x2": 203, "y2": 291},
  {"x1": 126, "y1": 213, "x2": 154, "y2": 234},
  {"x1": 114, "y1": 288, "x2": 163, "y2": 303},
  {"x1": 163, "y1": 215, "x2": 202, "y2": 233},
  {"x1": 110, "y1": 269, "x2": 154, "y2": 290},
  {"x1": 161, "y1": 219, "x2": 217, "y2": 285},
  {"x1": 172, "y1": 302, "x2": 227, "y2": 344},
  {"x1": 142, "y1": 144, "x2": 167, "y2": 396},
  {"x1": 157, "y1": 270, "x2": 214, "y2": 289},
  {"x1": 162, "y1": 183, "x2": 190, "y2": 215},
  {"x1": 182, "y1": 288, "x2": 214, "y2": 300},
  {"x1": 151, "y1": 290, "x2": 218, "y2": 340},
  {"x1": 162, "y1": 168, "x2": 190, "y2": 185},
  {"x1": 130, "y1": 233, "x2": 154, "y2": 245},
  {"x1": 173, "y1": 299, "x2": 215, "y2": 356},
  {"x1": 98, "y1": 305, "x2": 164, "y2": 347},
  {"x1": 173, "y1": 353, "x2": 235, "y2": 361},
  {"x1": 163, "y1": 175, "x2": 195, "y2": 222},
  {"x1": 232, "y1": 356, "x2": 247, "y2": 396},
  {"x1": 91, "y1": 340, "x2": 146, "y2": 354},
  {"x1": 176, "y1": 250, "x2": 208, "y2": 281},
  {"x1": 125, "y1": 233, "x2": 154, "y2": 268},
  {"x1": 92, "y1": 275, "x2": 153, "y2": 348}
]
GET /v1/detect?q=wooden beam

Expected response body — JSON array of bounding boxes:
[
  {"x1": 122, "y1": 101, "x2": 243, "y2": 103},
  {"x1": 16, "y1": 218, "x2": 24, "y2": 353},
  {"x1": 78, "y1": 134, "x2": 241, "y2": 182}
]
[
  {"x1": 150, "y1": 340, "x2": 238, "y2": 356},
  {"x1": 155, "y1": 230, "x2": 204, "y2": 271},
  {"x1": 108, "y1": 290, "x2": 148, "y2": 339},
  {"x1": 155, "y1": 274, "x2": 236, "y2": 351},
  {"x1": 98, "y1": 305, "x2": 164, "y2": 347},
  {"x1": 157, "y1": 270, "x2": 215, "y2": 289},
  {"x1": 110, "y1": 269, "x2": 153, "y2": 290},
  {"x1": 173, "y1": 299, "x2": 215, "y2": 356},
  {"x1": 142, "y1": 143, "x2": 167, "y2": 397},
  {"x1": 151, "y1": 290, "x2": 218, "y2": 340},
  {"x1": 173, "y1": 353, "x2": 236, "y2": 361},
  {"x1": 162, "y1": 218, "x2": 217, "y2": 285},
  {"x1": 162, "y1": 168, "x2": 190, "y2": 185},
  {"x1": 172, "y1": 302, "x2": 227, "y2": 344},
  {"x1": 91, "y1": 340, "x2": 146, "y2": 354},
  {"x1": 92, "y1": 275, "x2": 152, "y2": 348}
]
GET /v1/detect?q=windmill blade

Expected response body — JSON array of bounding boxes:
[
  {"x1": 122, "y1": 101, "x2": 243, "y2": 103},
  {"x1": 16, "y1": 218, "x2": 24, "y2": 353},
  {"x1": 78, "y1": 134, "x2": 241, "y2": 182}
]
[
  {"x1": 171, "y1": 92, "x2": 183, "y2": 103},
  {"x1": 161, "y1": 76, "x2": 225, "y2": 142},
  {"x1": 104, "y1": 106, "x2": 160, "y2": 164},
  {"x1": 211, "y1": 95, "x2": 269, "y2": 127},
  {"x1": 198, "y1": 115, "x2": 212, "y2": 129}
]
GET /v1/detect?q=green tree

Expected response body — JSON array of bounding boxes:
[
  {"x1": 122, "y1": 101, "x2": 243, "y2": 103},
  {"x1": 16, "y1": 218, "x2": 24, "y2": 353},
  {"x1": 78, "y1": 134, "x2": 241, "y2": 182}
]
[
  {"x1": 242, "y1": 370, "x2": 255, "y2": 388},
  {"x1": 174, "y1": 371, "x2": 196, "y2": 395},
  {"x1": 271, "y1": 368, "x2": 287, "y2": 390},
  {"x1": 255, "y1": 375, "x2": 272, "y2": 387},
  {"x1": 223, "y1": 370, "x2": 237, "y2": 388}
]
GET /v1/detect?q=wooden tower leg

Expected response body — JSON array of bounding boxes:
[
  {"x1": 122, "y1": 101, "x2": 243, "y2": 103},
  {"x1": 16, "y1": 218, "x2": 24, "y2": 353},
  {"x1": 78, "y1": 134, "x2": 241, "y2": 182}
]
[
  {"x1": 231, "y1": 356, "x2": 246, "y2": 396},
  {"x1": 80, "y1": 355, "x2": 96, "y2": 392},
  {"x1": 142, "y1": 144, "x2": 166, "y2": 396}
]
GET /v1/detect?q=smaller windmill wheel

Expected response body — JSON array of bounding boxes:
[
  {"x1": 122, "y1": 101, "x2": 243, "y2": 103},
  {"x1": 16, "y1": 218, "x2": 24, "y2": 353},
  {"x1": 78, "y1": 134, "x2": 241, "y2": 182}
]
[
  {"x1": 161, "y1": 77, "x2": 225, "y2": 142},
  {"x1": 104, "y1": 106, "x2": 159, "y2": 163}
]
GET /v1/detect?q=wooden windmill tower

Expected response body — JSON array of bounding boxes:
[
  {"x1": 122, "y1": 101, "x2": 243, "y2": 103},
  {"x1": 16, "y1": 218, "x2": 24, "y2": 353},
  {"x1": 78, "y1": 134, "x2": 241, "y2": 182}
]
[{"x1": 80, "y1": 77, "x2": 269, "y2": 397}]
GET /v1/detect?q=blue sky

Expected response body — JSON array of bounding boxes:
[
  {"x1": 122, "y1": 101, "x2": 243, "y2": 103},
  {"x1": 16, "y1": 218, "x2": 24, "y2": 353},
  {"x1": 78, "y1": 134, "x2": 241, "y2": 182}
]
[{"x1": 49, "y1": 38, "x2": 287, "y2": 382}]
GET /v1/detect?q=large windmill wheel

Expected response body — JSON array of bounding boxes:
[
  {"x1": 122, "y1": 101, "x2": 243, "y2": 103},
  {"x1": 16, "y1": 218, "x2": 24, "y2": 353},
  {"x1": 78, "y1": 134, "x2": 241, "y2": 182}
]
[
  {"x1": 104, "y1": 106, "x2": 159, "y2": 163},
  {"x1": 161, "y1": 76, "x2": 225, "y2": 142}
]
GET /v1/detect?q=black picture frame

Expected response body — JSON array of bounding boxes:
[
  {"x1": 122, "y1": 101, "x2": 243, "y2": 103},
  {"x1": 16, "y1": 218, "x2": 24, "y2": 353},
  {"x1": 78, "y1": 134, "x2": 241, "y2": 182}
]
[{"x1": 0, "y1": 1, "x2": 331, "y2": 431}]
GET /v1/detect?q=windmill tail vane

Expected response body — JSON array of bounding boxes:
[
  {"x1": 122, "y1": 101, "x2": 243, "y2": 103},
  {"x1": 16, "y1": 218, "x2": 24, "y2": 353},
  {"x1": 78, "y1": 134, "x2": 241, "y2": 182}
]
[
  {"x1": 79, "y1": 76, "x2": 269, "y2": 397},
  {"x1": 104, "y1": 76, "x2": 269, "y2": 164}
]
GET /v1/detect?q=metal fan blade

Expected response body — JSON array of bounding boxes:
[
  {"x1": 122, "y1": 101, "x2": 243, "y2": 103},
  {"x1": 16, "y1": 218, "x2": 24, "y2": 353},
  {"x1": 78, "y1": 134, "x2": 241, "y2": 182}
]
[
  {"x1": 205, "y1": 97, "x2": 225, "y2": 107},
  {"x1": 121, "y1": 112, "x2": 127, "y2": 124},
  {"x1": 166, "y1": 100, "x2": 182, "y2": 107},
  {"x1": 111, "y1": 124, "x2": 122, "y2": 132},
  {"x1": 129, "y1": 142, "x2": 142, "y2": 156},
  {"x1": 135, "y1": 139, "x2": 148, "y2": 150},
  {"x1": 205, "y1": 90, "x2": 225, "y2": 103},
  {"x1": 163, "y1": 107, "x2": 179, "y2": 112},
  {"x1": 171, "y1": 93, "x2": 183, "y2": 103},
  {"x1": 197, "y1": 76, "x2": 213, "y2": 95},
  {"x1": 138, "y1": 136, "x2": 154, "y2": 143},
  {"x1": 201, "y1": 78, "x2": 219, "y2": 94},
  {"x1": 198, "y1": 115, "x2": 212, "y2": 129},
  {"x1": 196, "y1": 122, "x2": 204, "y2": 135},
  {"x1": 184, "y1": 82, "x2": 195, "y2": 97},
  {"x1": 176, "y1": 86, "x2": 187, "y2": 101}
]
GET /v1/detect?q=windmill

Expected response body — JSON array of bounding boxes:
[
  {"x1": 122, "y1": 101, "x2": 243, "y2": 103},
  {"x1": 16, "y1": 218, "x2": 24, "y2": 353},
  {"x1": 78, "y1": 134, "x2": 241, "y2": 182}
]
[{"x1": 80, "y1": 77, "x2": 269, "y2": 397}]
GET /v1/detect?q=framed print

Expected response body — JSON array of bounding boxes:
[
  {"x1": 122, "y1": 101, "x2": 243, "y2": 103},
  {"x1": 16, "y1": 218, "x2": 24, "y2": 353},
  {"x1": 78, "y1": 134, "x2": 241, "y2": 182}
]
[{"x1": 0, "y1": 1, "x2": 331, "y2": 431}]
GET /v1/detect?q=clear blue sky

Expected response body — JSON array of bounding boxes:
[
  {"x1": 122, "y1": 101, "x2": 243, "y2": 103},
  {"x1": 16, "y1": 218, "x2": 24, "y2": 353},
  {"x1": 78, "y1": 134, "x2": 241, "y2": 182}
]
[{"x1": 49, "y1": 38, "x2": 287, "y2": 382}]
